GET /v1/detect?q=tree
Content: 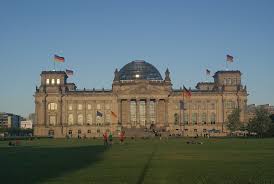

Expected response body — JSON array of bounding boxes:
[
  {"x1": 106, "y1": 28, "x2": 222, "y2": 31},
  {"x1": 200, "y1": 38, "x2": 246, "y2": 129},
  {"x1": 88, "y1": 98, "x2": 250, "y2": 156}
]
[
  {"x1": 247, "y1": 107, "x2": 272, "y2": 138},
  {"x1": 266, "y1": 114, "x2": 274, "y2": 137},
  {"x1": 226, "y1": 108, "x2": 241, "y2": 132}
]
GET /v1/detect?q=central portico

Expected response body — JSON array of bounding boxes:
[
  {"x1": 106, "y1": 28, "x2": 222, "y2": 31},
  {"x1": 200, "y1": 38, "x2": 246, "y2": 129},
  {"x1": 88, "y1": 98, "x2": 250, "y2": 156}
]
[{"x1": 113, "y1": 60, "x2": 172, "y2": 129}]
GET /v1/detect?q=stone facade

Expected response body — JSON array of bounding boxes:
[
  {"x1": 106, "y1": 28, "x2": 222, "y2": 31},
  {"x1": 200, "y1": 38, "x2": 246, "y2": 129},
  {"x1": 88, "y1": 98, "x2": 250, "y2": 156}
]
[{"x1": 34, "y1": 61, "x2": 248, "y2": 138}]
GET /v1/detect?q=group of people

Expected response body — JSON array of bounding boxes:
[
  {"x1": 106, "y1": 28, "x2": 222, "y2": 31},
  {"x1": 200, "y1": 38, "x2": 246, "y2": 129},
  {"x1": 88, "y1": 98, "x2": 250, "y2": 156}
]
[{"x1": 103, "y1": 131, "x2": 125, "y2": 146}]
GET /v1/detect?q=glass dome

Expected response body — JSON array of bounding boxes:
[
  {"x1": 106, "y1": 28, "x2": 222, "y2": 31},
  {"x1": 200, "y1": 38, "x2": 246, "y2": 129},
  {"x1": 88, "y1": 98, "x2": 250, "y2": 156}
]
[{"x1": 119, "y1": 60, "x2": 163, "y2": 80}]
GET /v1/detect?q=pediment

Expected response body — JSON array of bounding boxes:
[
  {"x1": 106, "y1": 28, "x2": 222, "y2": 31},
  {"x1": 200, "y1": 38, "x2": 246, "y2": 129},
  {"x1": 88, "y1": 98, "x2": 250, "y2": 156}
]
[{"x1": 119, "y1": 83, "x2": 168, "y2": 95}]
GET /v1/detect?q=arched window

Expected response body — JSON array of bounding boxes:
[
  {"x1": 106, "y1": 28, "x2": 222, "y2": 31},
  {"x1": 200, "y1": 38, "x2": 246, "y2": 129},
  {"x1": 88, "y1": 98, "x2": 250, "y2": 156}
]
[
  {"x1": 87, "y1": 114, "x2": 92, "y2": 125},
  {"x1": 77, "y1": 114, "x2": 83, "y2": 125},
  {"x1": 48, "y1": 103, "x2": 57, "y2": 110},
  {"x1": 68, "y1": 114, "x2": 73, "y2": 125},
  {"x1": 210, "y1": 112, "x2": 216, "y2": 124},
  {"x1": 51, "y1": 78, "x2": 55, "y2": 85}
]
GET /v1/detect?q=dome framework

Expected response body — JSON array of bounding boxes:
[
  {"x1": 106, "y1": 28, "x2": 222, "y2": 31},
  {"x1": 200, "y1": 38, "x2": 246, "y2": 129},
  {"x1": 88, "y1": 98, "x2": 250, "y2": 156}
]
[{"x1": 119, "y1": 60, "x2": 163, "y2": 80}]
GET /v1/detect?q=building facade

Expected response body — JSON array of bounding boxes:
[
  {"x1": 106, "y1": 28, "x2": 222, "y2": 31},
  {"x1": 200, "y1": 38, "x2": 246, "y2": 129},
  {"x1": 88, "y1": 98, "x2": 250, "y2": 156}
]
[
  {"x1": 0, "y1": 112, "x2": 23, "y2": 128},
  {"x1": 20, "y1": 120, "x2": 33, "y2": 129},
  {"x1": 34, "y1": 60, "x2": 248, "y2": 137}
]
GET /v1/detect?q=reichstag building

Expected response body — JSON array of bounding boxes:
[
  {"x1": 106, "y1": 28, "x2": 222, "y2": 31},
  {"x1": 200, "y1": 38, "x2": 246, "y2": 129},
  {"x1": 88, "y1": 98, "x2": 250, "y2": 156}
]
[{"x1": 34, "y1": 60, "x2": 248, "y2": 137}]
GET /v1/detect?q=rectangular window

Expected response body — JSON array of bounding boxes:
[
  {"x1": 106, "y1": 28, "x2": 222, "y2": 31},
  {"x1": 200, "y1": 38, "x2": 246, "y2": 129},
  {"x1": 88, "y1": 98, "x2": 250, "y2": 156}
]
[
  {"x1": 51, "y1": 78, "x2": 55, "y2": 85},
  {"x1": 46, "y1": 79, "x2": 50, "y2": 84},
  {"x1": 49, "y1": 116, "x2": 56, "y2": 125},
  {"x1": 139, "y1": 101, "x2": 146, "y2": 126},
  {"x1": 68, "y1": 104, "x2": 73, "y2": 111},
  {"x1": 130, "y1": 101, "x2": 137, "y2": 125},
  {"x1": 149, "y1": 101, "x2": 156, "y2": 123},
  {"x1": 56, "y1": 79, "x2": 60, "y2": 84},
  {"x1": 68, "y1": 114, "x2": 73, "y2": 125},
  {"x1": 87, "y1": 104, "x2": 92, "y2": 110},
  {"x1": 77, "y1": 114, "x2": 83, "y2": 125},
  {"x1": 96, "y1": 104, "x2": 101, "y2": 110},
  {"x1": 78, "y1": 104, "x2": 83, "y2": 110}
]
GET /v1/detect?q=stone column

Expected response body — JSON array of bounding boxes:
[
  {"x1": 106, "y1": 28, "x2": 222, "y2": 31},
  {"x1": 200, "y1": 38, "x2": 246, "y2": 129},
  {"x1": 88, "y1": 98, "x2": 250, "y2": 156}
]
[
  {"x1": 73, "y1": 101, "x2": 77, "y2": 125},
  {"x1": 42, "y1": 98, "x2": 47, "y2": 127},
  {"x1": 93, "y1": 101, "x2": 96, "y2": 126},
  {"x1": 35, "y1": 100, "x2": 39, "y2": 126},
  {"x1": 83, "y1": 101, "x2": 86, "y2": 125},
  {"x1": 155, "y1": 99, "x2": 159, "y2": 125},
  {"x1": 127, "y1": 99, "x2": 131, "y2": 126},
  {"x1": 146, "y1": 99, "x2": 150, "y2": 127},
  {"x1": 58, "y1": 99, "x2": 62, "y2": 126},
  {"x1": 165, "y1": 99, "x2": 168, "y2": 126},
  {"x1": 118, "y1": 99, "x2": 122, "y2": 125},
  {"x1": 136, "y1": 99, "x2": 140, "y2": 126}
]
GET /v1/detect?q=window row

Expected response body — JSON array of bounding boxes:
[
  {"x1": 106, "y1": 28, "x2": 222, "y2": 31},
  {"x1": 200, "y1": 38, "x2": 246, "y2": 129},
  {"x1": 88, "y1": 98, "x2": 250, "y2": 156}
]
[
  {"x1": 67, "y1": 113, "x2": 111, "y2": 125},
  {"x1": 48, "y1": 102, "x2": 111, "y2": 111},
  {"x1": 68, "y1": 103, "x2": 111, "y2": 111},
  {"x1": 174, "y1": 112, "x2": 216, "y2": 124},
  {"x1": 224, "y1": 101, "x2": 236, "y2": 109},
  {"x1": 178, "y1": 102, "x2": 216, "y2": 110},
  {"x1": 46, "y1": 78, "x2": 60, "y2": 85},
  {"x1": 223, "y1": 78, "x2": 239, "y2": 85},
  {"x1": 48, "y1": 112, "x2": 112, "y2": 126}
]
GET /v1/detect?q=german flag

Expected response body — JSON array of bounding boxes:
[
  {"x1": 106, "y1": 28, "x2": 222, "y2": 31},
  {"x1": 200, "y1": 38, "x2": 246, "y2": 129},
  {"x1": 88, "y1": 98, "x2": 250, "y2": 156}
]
[
  {"x1": 182, "y1": 85, "x2": 192, "y2": 98},
  {"x1": 226, "y1": 55, "x2": 234, "y2": 63},
  {"x1": 54, "y1": 54, "x2": 65, "y2": 62}
]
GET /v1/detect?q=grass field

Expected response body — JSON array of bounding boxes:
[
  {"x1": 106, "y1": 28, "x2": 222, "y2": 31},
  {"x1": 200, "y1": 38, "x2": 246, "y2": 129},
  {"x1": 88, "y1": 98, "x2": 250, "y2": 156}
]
[{"x1": 0, "y1": 138, "x2": 274, "y2": 184}]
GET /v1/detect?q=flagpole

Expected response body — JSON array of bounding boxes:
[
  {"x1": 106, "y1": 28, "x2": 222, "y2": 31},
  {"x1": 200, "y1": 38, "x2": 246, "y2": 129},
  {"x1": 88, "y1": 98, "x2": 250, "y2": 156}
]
[{"x1": 182, "y1": 90, "x2": 185, "y2": 136}]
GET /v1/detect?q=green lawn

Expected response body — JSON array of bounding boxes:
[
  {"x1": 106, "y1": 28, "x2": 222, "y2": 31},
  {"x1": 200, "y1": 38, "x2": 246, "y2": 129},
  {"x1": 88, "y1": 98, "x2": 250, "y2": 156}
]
[{"x1": 0, "y1": 138, "x2": 274, "y2": 184}]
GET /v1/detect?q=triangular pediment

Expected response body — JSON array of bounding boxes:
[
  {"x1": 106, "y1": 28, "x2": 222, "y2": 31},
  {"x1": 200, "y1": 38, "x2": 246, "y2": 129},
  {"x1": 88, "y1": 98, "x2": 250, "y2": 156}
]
[{"x1": 119, "y1": 83, "x2": 168, "y2": 95}]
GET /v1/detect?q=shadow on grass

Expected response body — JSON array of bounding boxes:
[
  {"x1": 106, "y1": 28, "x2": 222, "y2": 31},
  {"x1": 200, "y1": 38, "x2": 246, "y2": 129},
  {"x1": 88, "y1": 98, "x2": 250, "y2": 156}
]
[
  {"x1": 136, "y1": 144, "x2": 158, "y2": 184},
  {"x1": 0, "y1": 145, "x2": 106, "y2": 184}
]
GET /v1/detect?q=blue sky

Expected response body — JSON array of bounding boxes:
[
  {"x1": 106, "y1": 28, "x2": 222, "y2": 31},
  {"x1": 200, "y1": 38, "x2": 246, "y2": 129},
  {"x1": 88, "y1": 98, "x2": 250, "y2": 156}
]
[{"x1": 0, "y1": 0, "x2": 273, "y2": 117}]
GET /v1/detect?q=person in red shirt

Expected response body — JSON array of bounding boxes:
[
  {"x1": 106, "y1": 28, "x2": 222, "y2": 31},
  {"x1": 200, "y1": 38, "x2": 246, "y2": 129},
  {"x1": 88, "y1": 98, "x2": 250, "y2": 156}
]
[
  {"x1": 119, "y1": 131, "x2": 125, "y2": 144},
  {"x1": 103, "y1": 132, "x2": 108, "y2": 146}
]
